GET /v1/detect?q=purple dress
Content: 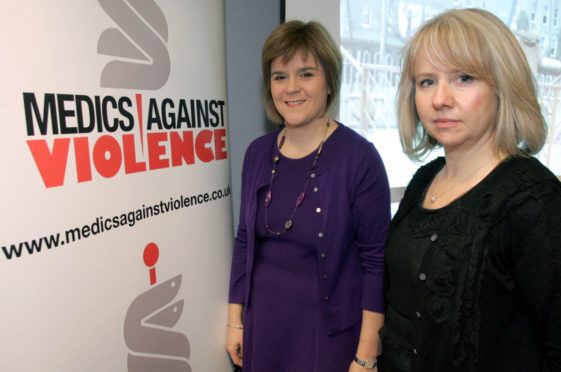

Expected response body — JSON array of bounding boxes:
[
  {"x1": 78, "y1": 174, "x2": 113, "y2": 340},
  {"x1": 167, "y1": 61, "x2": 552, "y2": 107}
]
[
  {"x1": 243, "y1": 137, "x2": 361, "y2": 371},
  {"x1": 229, "y1": 124, "x2": 391, "y2": 372}
]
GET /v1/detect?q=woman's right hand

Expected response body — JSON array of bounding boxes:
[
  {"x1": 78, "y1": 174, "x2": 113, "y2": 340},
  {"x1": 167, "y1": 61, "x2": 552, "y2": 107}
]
[
  {"x1": 226, "y1": 325, "x2": 243, "y2": 367},
  {"x1": 226, "y1": 303, "x2": 244, "y2": 367}
]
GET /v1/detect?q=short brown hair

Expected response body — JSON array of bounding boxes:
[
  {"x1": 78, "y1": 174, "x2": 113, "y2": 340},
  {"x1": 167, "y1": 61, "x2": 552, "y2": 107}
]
[
  {"x1": 397, "y1": 8, "x2": 546, "y2": 160},
  {"x1": 261, "y1": 20, "x2": 342, "y2": 123}
]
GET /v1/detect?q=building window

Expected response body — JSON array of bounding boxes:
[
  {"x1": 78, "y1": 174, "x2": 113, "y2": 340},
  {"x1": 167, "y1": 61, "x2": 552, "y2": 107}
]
[{"x1": 362, "y1": 5, "x2": 373, "y2": 29}]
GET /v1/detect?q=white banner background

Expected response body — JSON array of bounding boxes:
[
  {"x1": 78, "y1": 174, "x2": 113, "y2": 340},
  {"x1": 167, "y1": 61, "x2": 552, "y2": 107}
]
[{"x1": 0, "y1": 1, "x2": 232, "y2": 371}]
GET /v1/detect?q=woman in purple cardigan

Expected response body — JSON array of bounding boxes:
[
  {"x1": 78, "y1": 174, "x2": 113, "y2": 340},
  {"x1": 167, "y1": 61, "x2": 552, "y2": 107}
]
[{"x1": 226, "y1": 20, "x2": 391, "y2": 371}]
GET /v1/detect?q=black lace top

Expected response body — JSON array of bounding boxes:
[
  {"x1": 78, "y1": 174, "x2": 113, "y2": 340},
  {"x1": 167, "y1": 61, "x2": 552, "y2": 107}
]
[{"x1": 381, "y1": 156, "x2": 561, "y2": 372}]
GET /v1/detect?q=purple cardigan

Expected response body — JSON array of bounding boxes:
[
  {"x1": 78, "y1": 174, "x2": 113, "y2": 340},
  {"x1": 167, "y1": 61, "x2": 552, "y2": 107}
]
[{"x1": 228, "y1": 124, "x2": 390, "y2": 335}]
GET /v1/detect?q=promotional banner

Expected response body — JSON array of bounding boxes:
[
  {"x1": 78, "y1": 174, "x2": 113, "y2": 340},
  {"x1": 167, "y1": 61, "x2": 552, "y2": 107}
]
[{"x1": 0, "y1": 1, "x2": 232, "y2": 371}]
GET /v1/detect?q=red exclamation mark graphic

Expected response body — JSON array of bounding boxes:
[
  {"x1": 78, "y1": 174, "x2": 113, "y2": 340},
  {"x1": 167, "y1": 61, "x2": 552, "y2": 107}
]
[{"x1": 143, "y1": 242, "x2": 159, "y2": 285}]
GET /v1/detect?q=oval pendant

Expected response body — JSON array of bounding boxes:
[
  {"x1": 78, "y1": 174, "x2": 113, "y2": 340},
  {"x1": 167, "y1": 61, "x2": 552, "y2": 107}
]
[
  {"x1": 284, "y1": 219, "x2": 293, "y2": 230},
  {"x1": 265, "y1": 190, "x2": 272, "y2": 207},
  {"x1": 296, "y1": 191, "x2": 306, "y2": 207}
]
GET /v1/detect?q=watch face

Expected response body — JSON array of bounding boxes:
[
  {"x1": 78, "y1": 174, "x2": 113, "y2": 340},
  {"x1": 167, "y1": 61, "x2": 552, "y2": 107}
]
[{"x1": 365, "y1": 360, "x2": 375, "y2": 368}]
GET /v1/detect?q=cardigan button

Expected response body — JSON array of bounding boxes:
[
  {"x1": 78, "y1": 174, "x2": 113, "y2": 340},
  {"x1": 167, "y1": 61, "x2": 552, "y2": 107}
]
[
  {"x1": 318, "y1": 232, "x2": 324, "y2": 238},
  {"x1": 320, "y1": 252, "x2": 326, "y2": 258},
  {"x1": 430, "y1": 233, "x2": 438, "y2": 241},
  {"x1": 316, "y1": 207, "x2": 322, "y2": 213},
  {"x1": 418, "y1": 273, "x2": 426, "y2": 281},
  {"x1": 415, "y1": 311, "x2": 422, "y2": 319},
  {"x1": 314, "y1": 187, "x2": 319, "y2": 192}
]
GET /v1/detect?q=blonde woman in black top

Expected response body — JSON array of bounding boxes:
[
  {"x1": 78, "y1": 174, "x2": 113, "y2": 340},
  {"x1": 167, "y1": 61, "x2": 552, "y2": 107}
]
[{"x1": 382, "y1": 8, "x2": 561, "y2": 372}]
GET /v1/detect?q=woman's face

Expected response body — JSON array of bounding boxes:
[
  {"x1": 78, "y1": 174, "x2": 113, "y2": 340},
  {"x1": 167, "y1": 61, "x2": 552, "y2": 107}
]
[
  {"x1": 270, "y1": 52, "x2": 329, "y2": 128},
  {"x1": 414, "y1": 51, "x2": 499, "y2": 154}
]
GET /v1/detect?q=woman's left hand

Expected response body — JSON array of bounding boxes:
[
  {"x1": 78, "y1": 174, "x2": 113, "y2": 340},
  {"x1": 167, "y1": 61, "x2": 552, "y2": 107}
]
[{"x1": 349, "y1": 310, "x2": 383, "y2": 371}]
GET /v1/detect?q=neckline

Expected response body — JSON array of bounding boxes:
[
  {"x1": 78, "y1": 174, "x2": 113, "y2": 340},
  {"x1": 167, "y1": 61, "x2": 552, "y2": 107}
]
[
  {"x1": 275, "y1": 121, "x2": 341, "y2": 160},
  {"x1": 420, "y1": 155, "x2": 513, "y2": 212}
]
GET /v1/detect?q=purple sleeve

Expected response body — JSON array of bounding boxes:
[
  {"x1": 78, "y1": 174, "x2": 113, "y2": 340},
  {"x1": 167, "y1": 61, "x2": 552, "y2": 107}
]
[
  {"x1": 227, "y1": 146, "x2": 252, "y2": 304},
  {"x1": 354, "y1": 144, "x2": 391, "y2": 313}
]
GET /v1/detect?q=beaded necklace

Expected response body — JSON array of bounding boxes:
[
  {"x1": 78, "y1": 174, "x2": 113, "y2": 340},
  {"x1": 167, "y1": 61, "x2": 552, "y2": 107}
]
[{"x1": 264, "y1": 120, "x2": 330, "y2": 236}]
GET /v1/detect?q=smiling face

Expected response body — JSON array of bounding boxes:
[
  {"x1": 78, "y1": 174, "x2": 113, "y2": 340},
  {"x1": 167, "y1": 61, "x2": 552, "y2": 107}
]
[
  {"x1": 414, "y1": 51, "x2": 499, "y2": 154},
  {"x1": 269, "y1": 52, "x2": 329, "y2": 129}
]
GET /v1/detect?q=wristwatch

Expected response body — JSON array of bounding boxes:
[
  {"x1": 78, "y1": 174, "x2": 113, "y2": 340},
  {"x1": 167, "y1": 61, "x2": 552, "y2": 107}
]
[{"x1": 354, "y1": 355, "x2": 377, "y2": 369}]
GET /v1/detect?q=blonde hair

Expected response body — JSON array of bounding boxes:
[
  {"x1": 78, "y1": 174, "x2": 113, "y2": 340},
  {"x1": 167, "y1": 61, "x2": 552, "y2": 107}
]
[
  {"x1": 261, "y1": 20, "x2": 342, "y2": 124},
  {"x1": 397, "y1": 8, "x2": 546, "y2": 160}
]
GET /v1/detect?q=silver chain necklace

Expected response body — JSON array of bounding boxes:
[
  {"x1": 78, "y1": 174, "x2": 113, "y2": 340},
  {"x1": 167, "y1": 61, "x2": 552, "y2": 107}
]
[{"x1": 430, "y1": 157, "x2": 496, "y2": 204}]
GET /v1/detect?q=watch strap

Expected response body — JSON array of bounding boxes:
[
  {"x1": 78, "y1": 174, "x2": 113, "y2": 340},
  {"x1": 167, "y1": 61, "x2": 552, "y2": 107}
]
[{"x1": 354, "y1": 355, "x2": 378, "y2": 369}]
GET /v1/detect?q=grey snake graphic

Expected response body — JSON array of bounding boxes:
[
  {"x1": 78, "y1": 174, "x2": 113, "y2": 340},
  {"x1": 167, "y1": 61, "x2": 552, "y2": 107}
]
[{"x1": 98, "y1": 0, "x2": 170, "y2": 90}]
